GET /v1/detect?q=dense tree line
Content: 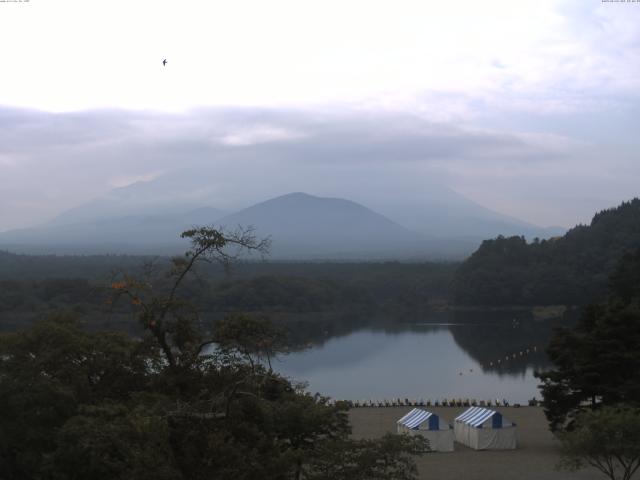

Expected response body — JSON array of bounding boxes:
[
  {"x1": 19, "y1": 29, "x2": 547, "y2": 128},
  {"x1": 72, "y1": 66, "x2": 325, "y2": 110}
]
[
  {"x1": 204, "y1": 276, "x2": 374, "y2": 313},
  {"x1": 0, "y1": 276, "x2": 367, "y2": 315},
  {"x1": 0, "y1": 250, "x2": 148, "y2": 280},
  {"x1": 0, "y1": 257, "x2": 456, "y2": 333},
  {"x1": 452, "y1": 199, "x2": 640, "y2": 306},
  {"x1": 0, "y1": 250, "x2": 456, "y2": 288},
  {"x1": 0, "y1": 278, "x2": 105, "y2": 311}
]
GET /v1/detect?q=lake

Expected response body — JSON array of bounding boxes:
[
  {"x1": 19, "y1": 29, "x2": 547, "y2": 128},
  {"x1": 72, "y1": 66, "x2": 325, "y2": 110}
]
[{"x1": 274, "y1": 319, "x2": 558, "y2": 404}]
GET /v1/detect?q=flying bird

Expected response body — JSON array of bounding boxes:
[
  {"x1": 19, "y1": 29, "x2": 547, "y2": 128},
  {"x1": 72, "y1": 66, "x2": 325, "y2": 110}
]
[{"x1": 162, "y1": 59, "x2": 167, "y2": 66}]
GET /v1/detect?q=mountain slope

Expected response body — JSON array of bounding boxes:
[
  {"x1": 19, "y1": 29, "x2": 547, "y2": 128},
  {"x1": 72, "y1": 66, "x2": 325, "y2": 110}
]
[
  {"x1": 0, "y1": 193, "x2": 438, "y2": 258},
  {"x1": 45, "y1": 170, "x2": 562, "y2": 240},
  {"x1": 452, "y1": 198, "x2": 640, "y2": 306},
  {"x1": 0, "y1": 176, "x2": 559, "y2": 258},
  {"x1": 0, "y1": 207, "x2": 225, "y2": 254},
  {"x1": 215, "y1": 192, "x2": 429, "y2": 259},
  {"x1": 48, "y1": 172, "x2": 221, "y2": 226},
  {"x1": 368, "y1": 183, "x2": 563, "y2": 239}
]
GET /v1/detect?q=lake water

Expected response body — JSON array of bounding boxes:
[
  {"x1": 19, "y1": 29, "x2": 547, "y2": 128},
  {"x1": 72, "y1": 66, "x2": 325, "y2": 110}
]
[{"x1": 274, "y1": 321, "x2": 556, "y2": 404}]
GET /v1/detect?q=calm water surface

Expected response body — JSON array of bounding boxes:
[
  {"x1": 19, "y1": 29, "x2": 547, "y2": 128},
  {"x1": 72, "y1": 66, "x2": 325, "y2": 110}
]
[{"x1": 275, "y1": 323, "x2": 554, "y2": 404}]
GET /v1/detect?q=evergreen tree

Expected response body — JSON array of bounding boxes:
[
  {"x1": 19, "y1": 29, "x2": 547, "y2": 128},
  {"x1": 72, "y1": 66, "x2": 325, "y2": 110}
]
[{"x1": 536, "y1": 248, "x2": 640, "y2": 431}]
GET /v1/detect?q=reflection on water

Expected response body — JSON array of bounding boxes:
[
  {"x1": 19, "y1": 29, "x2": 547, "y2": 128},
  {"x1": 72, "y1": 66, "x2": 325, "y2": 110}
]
[{"x1": 275, "y1": 313, "x2": 562, "y2": 403}]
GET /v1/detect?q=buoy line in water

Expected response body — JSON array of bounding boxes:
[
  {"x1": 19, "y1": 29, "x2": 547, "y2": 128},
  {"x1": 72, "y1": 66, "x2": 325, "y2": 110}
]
[
  {"x1": 450, "y1": 345, "x2": 540, "y2": 377},
  {"x1": 483, "y1": 345, "x2": 538, "y2": 370}
]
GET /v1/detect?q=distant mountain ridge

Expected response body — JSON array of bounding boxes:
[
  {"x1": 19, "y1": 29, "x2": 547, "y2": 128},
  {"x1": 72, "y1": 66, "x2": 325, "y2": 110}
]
[
  {"x1": 0, "y1": 193, "x2": 437, "y2": 258},
  {"x1": 452, "y1": 198, "x2": 640, "y2": 306},
  {"x1": 47, "y1": 174, "x2": 220, "y2": 226},
  {"x1": 368, "y1": 185, "x2": 564, "y2": 240},
  {"x1": 0, "y1": 207, "x2": 225, "y2": 255},
  {"x1": 41, "y1": 170, "x2": 563, "y2": 238},
  {"x1": 0, "y1": 183, "x2": 563, "y2": 258}
]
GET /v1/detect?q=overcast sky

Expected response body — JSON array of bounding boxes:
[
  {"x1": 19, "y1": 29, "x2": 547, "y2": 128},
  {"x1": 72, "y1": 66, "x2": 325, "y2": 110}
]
[{"x1": 0, "y1": 0, "x2": 638, "y2": 232}]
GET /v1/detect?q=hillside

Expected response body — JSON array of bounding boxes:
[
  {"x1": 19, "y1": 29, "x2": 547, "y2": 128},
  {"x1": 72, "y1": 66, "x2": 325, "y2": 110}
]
[
  {"x1": 215, "y1": 192, "x2": 430, "y2": 259},
  {"x1": 452, "y1": 198, "x2": 640, "y2": 306}
]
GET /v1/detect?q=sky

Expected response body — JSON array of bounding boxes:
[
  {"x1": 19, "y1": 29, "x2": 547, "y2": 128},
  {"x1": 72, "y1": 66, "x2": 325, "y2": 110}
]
[{"x1": 0, "y1": 0, "x2": 638, "y2": 232}]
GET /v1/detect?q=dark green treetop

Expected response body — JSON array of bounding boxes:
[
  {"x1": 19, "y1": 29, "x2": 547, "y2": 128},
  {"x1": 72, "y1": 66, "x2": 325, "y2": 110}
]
[{"x1": 536, "y1": 248, "x2": 640, "y2": 431}]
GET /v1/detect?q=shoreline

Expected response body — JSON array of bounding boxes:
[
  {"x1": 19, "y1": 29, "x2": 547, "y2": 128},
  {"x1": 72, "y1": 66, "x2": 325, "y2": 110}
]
[{"x1": 341, "y1": 399, "x2": 532, "y2": 408}]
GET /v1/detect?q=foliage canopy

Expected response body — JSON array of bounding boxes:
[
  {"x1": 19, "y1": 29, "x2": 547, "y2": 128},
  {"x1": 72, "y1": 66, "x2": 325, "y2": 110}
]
[
  {"x1": 536, "y1": 248, "x2": 640, "y2": 431},
  {"x1": 453, "y1": 199, "x2": 640, "y2": 306},
  {"x1": 558, "y1": 405, "x2": 640, "y2": 480},
  {"x1": 0, "y1": 226, "x2": 427, "y2": 480}
]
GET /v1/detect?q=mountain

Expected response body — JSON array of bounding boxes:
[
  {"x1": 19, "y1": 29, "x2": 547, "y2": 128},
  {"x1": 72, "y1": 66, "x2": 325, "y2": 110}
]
[
  {"x1": 0, "y1": 207, "x2": 225, "y2": 255},
  {"x1": 48, "y1": 174, "x2": 222, "y2": 226},
  {"x1": 365, "y1": 184, "x2": 564, "y2": 240},
  {"x1": 0, "y1": 171, "x2": 562, "y2": 258},
  {"x1": 215, "y1": 192, "x2": 430, "y2": 259},
  {"x1": 0, "y1": 192, "x2": 478, "y2": 259},
  {"x1": 452, "y1": 198, "x2": 640, "y2": 306},
  {"x1": 44, "y1": 170, "x2": 563, "y2": 240}
]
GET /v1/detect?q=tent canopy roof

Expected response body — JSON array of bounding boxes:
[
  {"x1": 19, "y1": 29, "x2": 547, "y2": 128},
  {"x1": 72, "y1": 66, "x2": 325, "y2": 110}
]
[
  {"x1": 397, "y1": 408, "x2": 439, "y2": 430},
  {"x1": 455, "y1": 407, "x2": 511, "y2": 428}
]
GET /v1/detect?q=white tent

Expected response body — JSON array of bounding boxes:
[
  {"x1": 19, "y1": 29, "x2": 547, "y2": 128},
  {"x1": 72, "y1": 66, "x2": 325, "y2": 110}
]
[
  {"x1": 396, "y1": 408, "x2": 454, "y2": 452},
  {"x1": 453, "y1": 406, "x2": 516, "y2": 450}
]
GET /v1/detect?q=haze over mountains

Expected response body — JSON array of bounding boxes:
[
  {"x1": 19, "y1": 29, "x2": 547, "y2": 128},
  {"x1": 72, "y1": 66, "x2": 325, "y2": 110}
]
[{"x1": 0, "y1": 174, "x2": 564, "y2": 259}]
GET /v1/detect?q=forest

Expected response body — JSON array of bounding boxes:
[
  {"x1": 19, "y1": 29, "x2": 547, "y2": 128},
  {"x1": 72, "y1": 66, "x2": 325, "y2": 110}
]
[
  {"x1": 452, "y1": 199, "x2": 640, "y2": 306},
  {"x1": 0, "y1": 250, "x2": 457, "y2": 346}
]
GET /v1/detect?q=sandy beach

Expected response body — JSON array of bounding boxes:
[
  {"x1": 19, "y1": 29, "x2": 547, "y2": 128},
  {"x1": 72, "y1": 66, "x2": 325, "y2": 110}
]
[{"x1": 349, "y1": 406, "x2": 605, "y2": 480}]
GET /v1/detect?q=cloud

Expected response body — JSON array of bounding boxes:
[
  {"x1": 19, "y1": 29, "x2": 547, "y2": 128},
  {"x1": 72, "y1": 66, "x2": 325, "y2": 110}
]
[
  {"x1": 219, "y1": 125, "x2": 307, "y2": 146},
  {"x1": 108, "y1": 171, "x2": 165, "y2": 188},
  {"x1": 0, "y1": 154, "x2": 17, "y2": 168},
  {"x1": 0, "y1": 105, "x2": 636, "y2": 232},
  {"x1": 0, "y1": 1, "x2": 637, "y2": 233}
]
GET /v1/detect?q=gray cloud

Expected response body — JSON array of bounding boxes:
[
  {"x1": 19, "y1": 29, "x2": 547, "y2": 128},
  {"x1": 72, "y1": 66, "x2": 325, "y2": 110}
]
[{"x1": 0, "y1": 106, "x2": 637, "y2": 232}]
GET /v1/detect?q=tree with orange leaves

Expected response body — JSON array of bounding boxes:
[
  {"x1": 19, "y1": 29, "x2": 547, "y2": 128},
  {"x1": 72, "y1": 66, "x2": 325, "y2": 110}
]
[{"x1": 110, "y1": 225, "x2": 270, "y2": 371}]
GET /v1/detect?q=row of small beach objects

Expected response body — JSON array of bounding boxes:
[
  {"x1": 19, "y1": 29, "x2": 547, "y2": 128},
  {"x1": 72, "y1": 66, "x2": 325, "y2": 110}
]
[{"x1": 331, "y1": 398, "x2": 538, "y2": 408}]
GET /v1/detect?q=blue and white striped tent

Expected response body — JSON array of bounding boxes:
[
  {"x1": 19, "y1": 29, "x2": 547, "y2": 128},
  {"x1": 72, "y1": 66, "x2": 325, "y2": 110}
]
[
  {"x1": 397, "y1": 408, "x2": 454, "y2": 452},
  {"x1": 454, "y1": 407, "x2": 516, "y2": 450}
]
